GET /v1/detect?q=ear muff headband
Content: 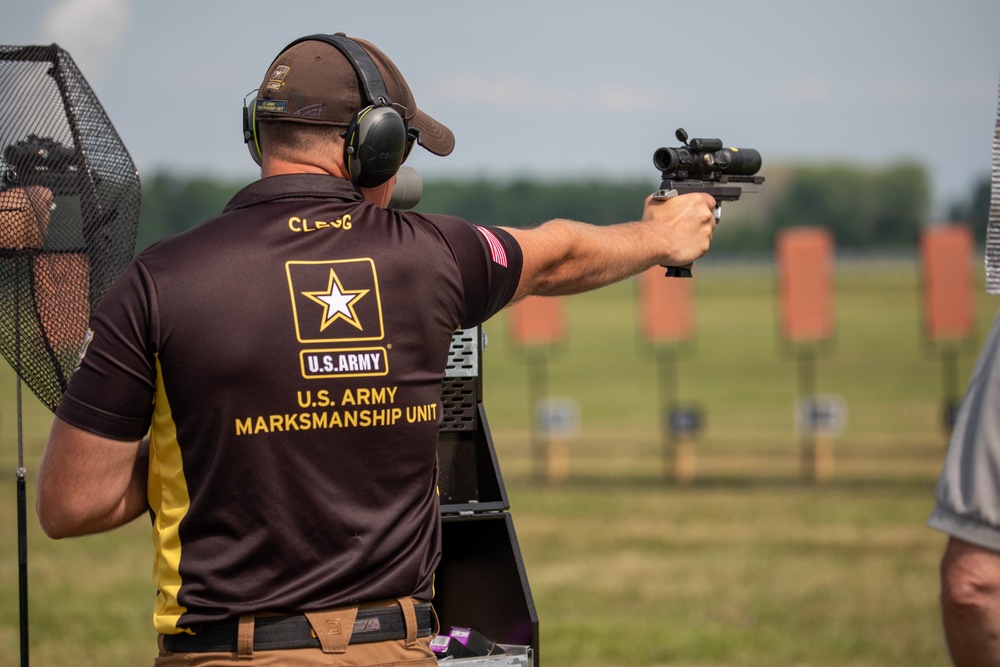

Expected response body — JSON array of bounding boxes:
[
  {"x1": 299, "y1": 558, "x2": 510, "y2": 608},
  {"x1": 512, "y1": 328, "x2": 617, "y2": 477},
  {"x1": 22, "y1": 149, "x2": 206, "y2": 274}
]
[
  {"x1": 244, "y1": 33, "x2": 408, "y2": 186},
  {"x1": 243, "y1": 90, "x2": 263, "y2": 166}
]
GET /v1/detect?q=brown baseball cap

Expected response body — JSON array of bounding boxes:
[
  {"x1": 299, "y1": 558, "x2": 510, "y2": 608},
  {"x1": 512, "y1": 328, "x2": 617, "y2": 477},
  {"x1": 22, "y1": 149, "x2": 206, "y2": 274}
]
[{"x1": 254, "y1": 33, "x2": 455, "y2": 157}]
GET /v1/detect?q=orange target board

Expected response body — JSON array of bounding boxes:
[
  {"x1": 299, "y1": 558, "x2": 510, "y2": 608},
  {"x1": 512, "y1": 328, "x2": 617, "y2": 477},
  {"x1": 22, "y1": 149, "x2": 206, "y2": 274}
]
[
  {"x1": 639, "y1": 266, "x2": 694, "y2": 343},
  {"x1": 776, "y1": 227, "x2": 835, "y2": 343},
  {"x1": 920, "y1": 224, "x2": 974, "y2": 342},
  {"x1": 510, "y1": 296, "x2": 565, "y2": 347}
]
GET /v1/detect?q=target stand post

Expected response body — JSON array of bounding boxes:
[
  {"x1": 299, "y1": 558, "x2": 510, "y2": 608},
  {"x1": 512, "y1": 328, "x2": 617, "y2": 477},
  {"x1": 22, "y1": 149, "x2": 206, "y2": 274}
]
[
  {"x1": 637, "y1": 266, "x2": 701, "y2": 483},
  {"x1": 508, "y1": 296, "x2": 566, "y2": 482},
  {"x1": 775, "y1": 227, "x2": 839, "y2": 482},
  {"x1": 919, "y1": 223, "x2": 977, "y2": 439}
]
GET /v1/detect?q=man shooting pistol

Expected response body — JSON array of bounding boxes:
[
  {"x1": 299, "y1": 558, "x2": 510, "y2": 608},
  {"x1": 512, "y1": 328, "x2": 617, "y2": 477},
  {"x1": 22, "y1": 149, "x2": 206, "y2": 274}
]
[{"x1": 653, "y1": 128, "x2": 765, "y2": 277}]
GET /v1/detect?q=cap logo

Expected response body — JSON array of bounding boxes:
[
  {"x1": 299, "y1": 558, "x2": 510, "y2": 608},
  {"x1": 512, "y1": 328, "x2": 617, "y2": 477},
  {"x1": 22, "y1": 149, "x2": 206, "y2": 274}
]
[
  {"x1": 293, "y1": 103, "x2": 324, "y2": 118},
  {"x1": 266, "y1": 65, "x2": 291, "y2": 91}
]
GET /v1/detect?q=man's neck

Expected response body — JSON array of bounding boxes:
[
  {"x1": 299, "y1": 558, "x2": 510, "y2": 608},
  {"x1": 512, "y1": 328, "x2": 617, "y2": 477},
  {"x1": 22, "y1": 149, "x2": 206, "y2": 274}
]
[{"x1": 261, "y1": 158, "x2": 349, "y2": 180}]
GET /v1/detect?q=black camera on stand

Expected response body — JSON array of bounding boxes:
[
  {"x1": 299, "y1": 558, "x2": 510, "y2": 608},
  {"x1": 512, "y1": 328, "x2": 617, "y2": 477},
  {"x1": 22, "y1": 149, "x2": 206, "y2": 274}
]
[{"x1": 2, "y1": 134, "x2": 80, "y2": 193}]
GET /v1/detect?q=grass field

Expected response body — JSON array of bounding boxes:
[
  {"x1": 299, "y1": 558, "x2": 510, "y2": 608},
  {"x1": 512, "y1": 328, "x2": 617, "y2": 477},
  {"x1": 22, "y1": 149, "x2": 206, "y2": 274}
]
[{"x1": 0, "y1": 255, "x2": 990, "y2": 666}]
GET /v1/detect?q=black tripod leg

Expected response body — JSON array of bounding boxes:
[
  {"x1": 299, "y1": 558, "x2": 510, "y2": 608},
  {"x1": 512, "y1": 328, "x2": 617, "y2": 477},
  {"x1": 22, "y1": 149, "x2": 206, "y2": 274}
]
[{"x1": 17, "y1": 373, "x2": 29, "y2": 667}]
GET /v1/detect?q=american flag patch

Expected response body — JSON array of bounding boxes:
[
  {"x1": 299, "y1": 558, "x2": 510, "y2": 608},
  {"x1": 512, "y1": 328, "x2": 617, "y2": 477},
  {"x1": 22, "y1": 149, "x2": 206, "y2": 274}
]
[{"x1": 475, "y1": 225, "x2": 508, "y2": 268}]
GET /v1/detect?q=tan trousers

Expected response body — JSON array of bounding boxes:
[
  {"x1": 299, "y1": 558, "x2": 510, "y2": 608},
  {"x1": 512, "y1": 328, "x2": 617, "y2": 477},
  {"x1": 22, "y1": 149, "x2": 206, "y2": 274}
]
[{"x1": 154, "y1": 598, "x2": 437, "y2": 667}]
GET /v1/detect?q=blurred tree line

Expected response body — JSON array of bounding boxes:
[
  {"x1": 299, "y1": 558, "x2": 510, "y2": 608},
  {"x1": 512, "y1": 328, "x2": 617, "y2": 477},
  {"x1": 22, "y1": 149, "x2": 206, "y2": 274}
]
[
  {"x1": 136, "y1": 172, "x2": 252, "y2": 251},
  {"x1": 135, "y1": 163, "x2": 990, "y2": 254},
  {"x1": 948, "y1": 174, "x2": 992, "y2": 243}
]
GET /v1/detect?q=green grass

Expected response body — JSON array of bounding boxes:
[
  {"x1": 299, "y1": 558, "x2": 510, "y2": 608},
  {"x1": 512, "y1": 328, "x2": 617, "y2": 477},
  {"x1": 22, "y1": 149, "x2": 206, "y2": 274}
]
[
  {"x1": 513, "y1": 483, "x2": 943, "y2": 666},
  {"x1": 0, "y1": 256, "x2": 984, "y2": 665}
]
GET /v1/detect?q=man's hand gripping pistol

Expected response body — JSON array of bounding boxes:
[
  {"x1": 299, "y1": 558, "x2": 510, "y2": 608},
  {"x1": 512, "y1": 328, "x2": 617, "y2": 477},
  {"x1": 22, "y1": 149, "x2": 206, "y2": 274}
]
[{"x1": 653, "y1": 128, "x2": 764, "y2": 277}]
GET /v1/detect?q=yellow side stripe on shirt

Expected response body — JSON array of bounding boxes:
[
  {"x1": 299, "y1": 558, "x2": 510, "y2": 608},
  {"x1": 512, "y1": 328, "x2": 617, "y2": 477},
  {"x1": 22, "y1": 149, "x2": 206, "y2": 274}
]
[{"x1": 149, "y1": 354, "x2": 192, "y2": 634}]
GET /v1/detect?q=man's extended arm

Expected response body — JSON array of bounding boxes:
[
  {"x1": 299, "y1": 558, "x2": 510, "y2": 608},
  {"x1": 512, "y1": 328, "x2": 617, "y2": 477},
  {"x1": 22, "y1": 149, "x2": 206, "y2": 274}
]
[
  {"x1": 940, "y1": 536, "x2": 1000, "y2": 666},
  {"x1": 503, "y1": 192, "x2": 716, "y2": 301},
  {"x1": 36, "y1": 417, "x2": 149, "y2": 539}
]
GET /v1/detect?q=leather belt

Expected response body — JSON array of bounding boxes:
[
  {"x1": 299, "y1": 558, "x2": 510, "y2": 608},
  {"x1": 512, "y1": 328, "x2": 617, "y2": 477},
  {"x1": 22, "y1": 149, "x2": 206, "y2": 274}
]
[{"x1": 162, "y1": 603, "x2": 435, "y2": 653}]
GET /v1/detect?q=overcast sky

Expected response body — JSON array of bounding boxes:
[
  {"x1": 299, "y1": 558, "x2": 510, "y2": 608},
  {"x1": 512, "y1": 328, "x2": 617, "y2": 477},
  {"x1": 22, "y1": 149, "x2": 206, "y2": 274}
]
[{"x1": 3, "y1": 0, "x2": 999, "y2": 217}]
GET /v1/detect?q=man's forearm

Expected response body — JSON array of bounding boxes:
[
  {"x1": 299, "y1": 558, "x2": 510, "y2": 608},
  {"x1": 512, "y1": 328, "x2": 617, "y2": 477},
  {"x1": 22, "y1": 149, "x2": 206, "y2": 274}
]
[
  {"x1": 506, "y1": 218, "x2": 652, "y2": 298},
  {"x1": 505, "y1": 192, "x2": 717, "y2": 301},
  {"x1": 37, "y1": 418, "x2": 150, "y2": 538}
]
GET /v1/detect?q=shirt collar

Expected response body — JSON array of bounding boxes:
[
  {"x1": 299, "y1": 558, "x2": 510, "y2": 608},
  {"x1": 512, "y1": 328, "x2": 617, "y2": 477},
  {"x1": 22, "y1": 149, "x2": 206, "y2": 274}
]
[{"x1": 223, "y1": 174, "x2": 363, "y2": 213}]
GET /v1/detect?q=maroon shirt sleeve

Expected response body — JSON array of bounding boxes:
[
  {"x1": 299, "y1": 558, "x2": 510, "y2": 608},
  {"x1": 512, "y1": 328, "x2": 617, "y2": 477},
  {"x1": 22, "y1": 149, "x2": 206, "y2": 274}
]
[
  {"x1": 55, "y1": 257, "x2": 157, "y2": 440},
  {"x1": 419, "y1": 214, "x2": 522, "y2": 328}
]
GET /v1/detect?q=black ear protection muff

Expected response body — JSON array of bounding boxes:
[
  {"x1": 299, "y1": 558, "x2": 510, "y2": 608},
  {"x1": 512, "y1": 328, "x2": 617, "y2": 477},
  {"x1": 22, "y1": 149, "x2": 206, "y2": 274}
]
[
  {"x1": 242, "y1": 89, "x2": 263, "y2": 166},
  {"x1": 243, "y1": 33, "x2": 410, "y2": 187}
]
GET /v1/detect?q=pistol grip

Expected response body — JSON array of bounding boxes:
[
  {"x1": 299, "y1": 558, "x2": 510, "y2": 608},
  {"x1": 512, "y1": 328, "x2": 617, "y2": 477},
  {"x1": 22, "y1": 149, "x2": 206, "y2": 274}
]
[
  {"x1": 652, "y1": 188, "x2": 695, "y2": 278},
  {"x1": 663, "y1": 264, "x2": 693, "y2": 278}
]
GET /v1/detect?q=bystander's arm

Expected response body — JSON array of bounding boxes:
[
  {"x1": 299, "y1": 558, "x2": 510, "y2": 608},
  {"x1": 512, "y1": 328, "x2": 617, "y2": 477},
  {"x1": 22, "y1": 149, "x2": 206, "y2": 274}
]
[
  {"x1": 36, "y1": 417, "x2": 149, "y2": 539},
  {"x1": 940, "y1": 536, "x2": 1000, "y2": 667}
]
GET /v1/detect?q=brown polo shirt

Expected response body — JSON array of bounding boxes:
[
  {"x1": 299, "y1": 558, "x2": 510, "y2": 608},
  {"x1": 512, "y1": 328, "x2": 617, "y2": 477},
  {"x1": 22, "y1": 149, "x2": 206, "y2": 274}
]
[{"x1": 56, "y1": 174, "x2": 522, "y2": 633}]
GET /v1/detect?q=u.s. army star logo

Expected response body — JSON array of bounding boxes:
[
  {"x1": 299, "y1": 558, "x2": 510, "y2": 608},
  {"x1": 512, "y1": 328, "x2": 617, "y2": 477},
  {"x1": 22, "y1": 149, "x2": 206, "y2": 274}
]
[
  {"x1": 303, "y1": 269, "x2": 369, "y2": 331},
  {"x1": 286, "y1": 258, "x2": 384, "y2": 343}
]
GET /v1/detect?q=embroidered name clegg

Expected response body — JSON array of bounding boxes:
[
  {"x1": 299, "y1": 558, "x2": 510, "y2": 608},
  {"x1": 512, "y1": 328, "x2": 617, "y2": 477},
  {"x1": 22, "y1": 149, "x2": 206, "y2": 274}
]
[{"x1": 288, "y1": 213, "x2": 352, "y2": 233}]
